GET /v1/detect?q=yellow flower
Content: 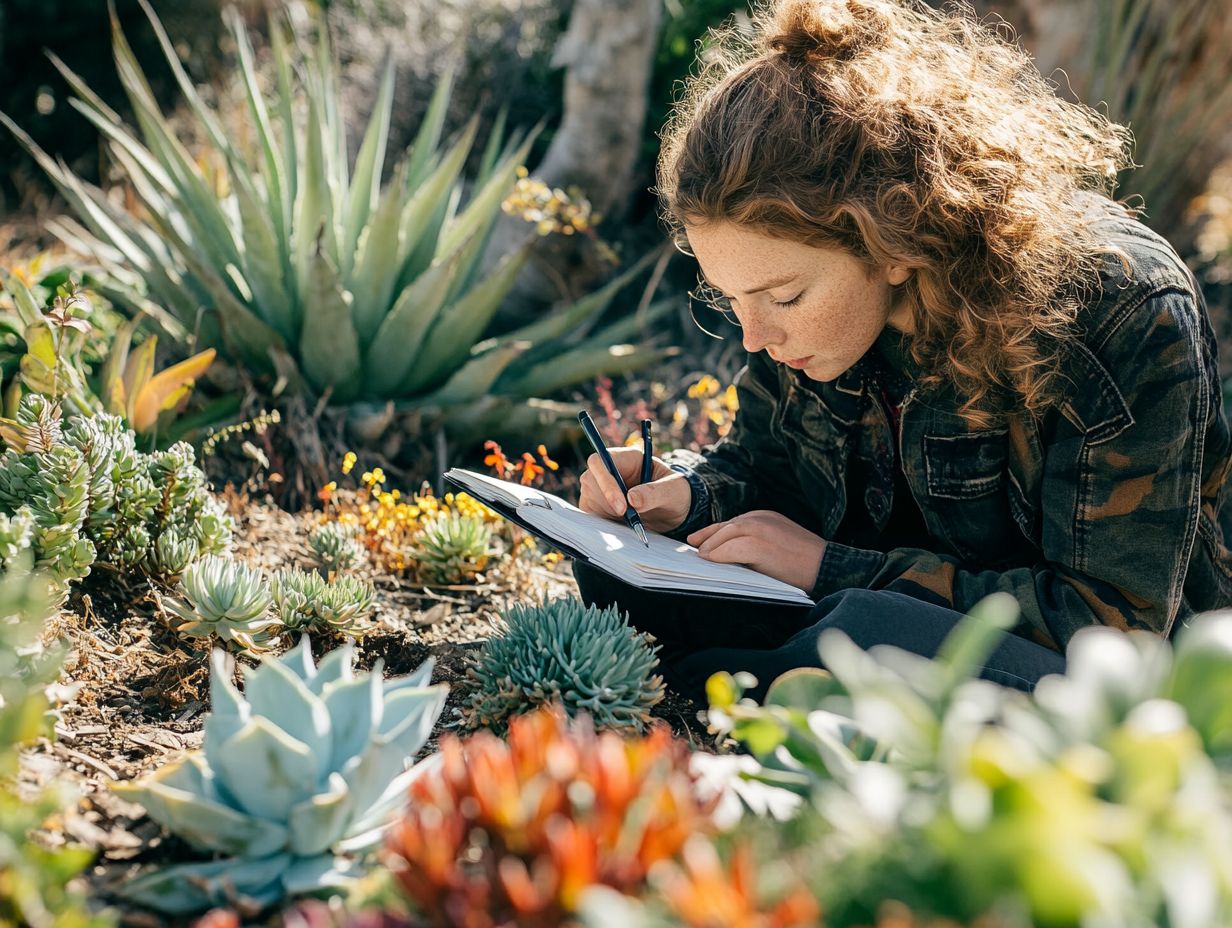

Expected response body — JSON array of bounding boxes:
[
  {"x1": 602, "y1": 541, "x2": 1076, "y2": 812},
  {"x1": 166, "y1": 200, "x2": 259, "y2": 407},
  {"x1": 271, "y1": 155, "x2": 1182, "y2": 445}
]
[
  {"x1": 687, "y1": 375, "x2": 720, "y2": 399},
  {"x1": 342, "y1": 451, "x2": 357, "y2": 475}
]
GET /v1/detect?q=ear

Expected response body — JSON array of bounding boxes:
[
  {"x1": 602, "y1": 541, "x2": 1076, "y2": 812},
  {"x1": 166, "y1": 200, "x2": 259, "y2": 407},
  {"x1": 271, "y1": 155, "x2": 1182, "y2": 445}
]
[{"x1": 887, "y1": 265, "x2": 911, "y2": 286}]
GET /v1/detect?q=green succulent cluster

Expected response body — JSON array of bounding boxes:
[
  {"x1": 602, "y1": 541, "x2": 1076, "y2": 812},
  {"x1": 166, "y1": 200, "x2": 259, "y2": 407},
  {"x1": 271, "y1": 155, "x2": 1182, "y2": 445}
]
[
  {"x1": 0, "y1": 394, "x2": 232, "y2": 598},
  {"x1": 412, "y1": 511, "x2": 491, "y2": 584},
  {"x1": 113, "y1": 636, "x2": 447, "y2": 914},
  {"x1": 163, "y1": 557, "x2": 377, "y2": 648},
  {"x1": 460, "y1": 597, "x2": 664, "y2": 734},
  {"x1": 308, "y1": 521, "x2": 364, "y2": 573},
  {"x1": 271, "y1": 568, "x2": 375, "y2": 635}
]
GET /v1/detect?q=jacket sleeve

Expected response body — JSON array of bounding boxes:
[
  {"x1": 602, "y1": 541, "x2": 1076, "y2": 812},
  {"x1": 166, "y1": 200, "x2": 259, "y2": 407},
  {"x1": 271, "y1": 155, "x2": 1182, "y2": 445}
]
[
  {"x1": 661, "y1": 350, "x2": 797, "y2": 540},
  {"x1": 813, "y1": 286, "x2": 1215, "y2": 652}
]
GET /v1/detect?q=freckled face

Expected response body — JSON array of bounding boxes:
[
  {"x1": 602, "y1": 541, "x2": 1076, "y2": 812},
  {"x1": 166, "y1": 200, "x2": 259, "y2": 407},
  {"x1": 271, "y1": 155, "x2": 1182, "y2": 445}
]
[{"x1": 685, "y1": 221, "x2": 911, "y2": 382}]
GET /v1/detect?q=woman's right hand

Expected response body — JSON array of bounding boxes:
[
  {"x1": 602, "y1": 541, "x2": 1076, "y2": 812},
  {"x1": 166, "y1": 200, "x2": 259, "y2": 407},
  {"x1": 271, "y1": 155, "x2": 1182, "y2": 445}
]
[{"x1": 578, "y1": 447, "x2": 693, "y2": 534}]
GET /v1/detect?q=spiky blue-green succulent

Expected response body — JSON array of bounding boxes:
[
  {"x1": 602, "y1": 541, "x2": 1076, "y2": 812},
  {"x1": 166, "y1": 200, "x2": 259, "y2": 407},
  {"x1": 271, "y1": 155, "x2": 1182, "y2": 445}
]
[
  {"x1": 0, "y1": 395, "x2": 232, "y2": 596},
  {"x1": 460, "y1": 597, "x2": 664, "y2": 734},
  {"x1": 112, "y1": 636, "x2": 447, "y2": 914}
]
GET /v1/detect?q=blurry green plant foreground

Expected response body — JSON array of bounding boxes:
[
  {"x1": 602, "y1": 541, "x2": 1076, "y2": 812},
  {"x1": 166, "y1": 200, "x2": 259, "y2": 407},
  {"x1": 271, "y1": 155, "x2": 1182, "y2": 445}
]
[{"x1": 0, "y1": 1, "x2": 678, "y2": 446}]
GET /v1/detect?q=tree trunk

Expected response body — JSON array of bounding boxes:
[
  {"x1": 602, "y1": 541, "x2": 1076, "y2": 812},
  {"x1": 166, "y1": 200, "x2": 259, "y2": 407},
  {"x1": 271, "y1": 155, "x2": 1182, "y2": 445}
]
[{"x1": 483, "y1": 0, "x2": 664, "y2": 323}]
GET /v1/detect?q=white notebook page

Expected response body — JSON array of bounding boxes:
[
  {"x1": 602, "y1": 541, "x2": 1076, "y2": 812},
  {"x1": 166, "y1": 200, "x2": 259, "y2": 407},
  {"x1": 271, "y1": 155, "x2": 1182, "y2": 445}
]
[{"x1": 445, "y1": 468, "x2": 814, "y2": 606}]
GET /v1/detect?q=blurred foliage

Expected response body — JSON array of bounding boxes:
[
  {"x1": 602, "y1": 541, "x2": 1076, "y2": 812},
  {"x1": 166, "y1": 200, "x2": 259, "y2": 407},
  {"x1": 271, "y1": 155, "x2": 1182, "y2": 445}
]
[
  {"x1": 0, "y1": 557, "x2": 113, "y2": 928},
  {"x1": 700, "y1": 594, "x2": 1232, "y2": 928}
]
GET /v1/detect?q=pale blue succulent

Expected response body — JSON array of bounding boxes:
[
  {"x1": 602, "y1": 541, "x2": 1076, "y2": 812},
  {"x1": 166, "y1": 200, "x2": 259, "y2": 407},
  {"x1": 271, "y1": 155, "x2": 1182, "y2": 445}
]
[{"x1": 112, "y1": 636, "x2": 447, "y2": 914}]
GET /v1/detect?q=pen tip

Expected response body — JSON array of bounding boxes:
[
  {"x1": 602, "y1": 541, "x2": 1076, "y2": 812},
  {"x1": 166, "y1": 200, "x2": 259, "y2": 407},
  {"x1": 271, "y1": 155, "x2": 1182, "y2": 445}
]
[{"x1": 634, "y1": 524, "x2": 649, "y2": 547}]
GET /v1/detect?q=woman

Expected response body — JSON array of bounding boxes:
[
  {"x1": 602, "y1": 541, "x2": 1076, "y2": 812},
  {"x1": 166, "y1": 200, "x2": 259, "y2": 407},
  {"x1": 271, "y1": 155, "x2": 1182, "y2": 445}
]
[{"x1": 574, "y1": 0, "x2": 1232, "y2": 702}]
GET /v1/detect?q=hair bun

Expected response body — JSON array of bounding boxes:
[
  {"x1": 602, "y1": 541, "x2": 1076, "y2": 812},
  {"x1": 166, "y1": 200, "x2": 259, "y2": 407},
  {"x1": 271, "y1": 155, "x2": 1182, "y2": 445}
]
[{"x1": 764, "y1": 0, "x2": 891, "y2": 65}]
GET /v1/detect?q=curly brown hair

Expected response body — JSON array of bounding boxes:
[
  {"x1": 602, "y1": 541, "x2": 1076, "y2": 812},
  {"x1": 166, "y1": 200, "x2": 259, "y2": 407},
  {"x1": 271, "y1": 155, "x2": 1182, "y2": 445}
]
[{"x1": 656, "y1": 0, "x2": 1136, "y2": 424}]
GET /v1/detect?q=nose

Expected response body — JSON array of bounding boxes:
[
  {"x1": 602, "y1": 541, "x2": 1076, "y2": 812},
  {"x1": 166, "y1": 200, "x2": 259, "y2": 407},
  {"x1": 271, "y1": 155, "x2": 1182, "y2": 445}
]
[{"x1": 740, "y1": 311, "x2": 784, "y2": 355}]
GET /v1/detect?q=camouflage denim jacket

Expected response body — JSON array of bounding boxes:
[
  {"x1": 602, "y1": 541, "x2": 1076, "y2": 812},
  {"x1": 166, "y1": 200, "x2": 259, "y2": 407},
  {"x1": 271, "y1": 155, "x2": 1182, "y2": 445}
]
[{"x1": 662, "y1": 194, "x2": 1232, "y2": 652}]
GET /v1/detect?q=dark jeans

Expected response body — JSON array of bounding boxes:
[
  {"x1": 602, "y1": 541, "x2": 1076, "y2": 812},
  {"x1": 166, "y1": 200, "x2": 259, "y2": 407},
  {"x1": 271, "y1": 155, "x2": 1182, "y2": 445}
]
[{"x1": 572, "y1": 561, "x2": 1066, "y2": 704}]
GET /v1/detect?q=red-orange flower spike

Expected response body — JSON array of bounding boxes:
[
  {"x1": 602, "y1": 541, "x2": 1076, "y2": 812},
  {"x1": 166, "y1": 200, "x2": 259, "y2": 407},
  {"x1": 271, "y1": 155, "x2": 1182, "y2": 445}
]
[
  {"x1": 483, "y1": 439, "x2": 512, "y2": 476},
  {"x1": 384, "y1": 705, "x2": 719, "y2": 928},
  {"x1": 516, "y1": 451, "x2": 544, "y2": 486}
]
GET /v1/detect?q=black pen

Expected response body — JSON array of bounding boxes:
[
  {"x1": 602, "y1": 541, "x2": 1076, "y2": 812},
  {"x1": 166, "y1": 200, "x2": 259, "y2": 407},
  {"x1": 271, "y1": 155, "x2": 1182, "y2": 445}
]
[
  {"x1": 577, "y1": 410, "x2": 650, "y2": 547},
  {"x1": 640, "y1": 419, "x2": 653, "y2": 485}
]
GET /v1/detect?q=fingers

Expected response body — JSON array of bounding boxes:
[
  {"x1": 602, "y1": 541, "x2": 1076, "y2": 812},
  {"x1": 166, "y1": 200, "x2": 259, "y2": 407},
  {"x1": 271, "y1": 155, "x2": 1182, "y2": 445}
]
[{"x1": 578, "y1": 467, "x2": 624, "y2": 519}]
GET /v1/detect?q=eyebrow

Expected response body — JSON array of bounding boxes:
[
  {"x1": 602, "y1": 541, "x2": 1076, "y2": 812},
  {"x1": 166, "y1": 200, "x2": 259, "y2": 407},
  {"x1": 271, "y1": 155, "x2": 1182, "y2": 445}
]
[{"x1": 702, "y1": 272, "x2": 799, "y2": 295}]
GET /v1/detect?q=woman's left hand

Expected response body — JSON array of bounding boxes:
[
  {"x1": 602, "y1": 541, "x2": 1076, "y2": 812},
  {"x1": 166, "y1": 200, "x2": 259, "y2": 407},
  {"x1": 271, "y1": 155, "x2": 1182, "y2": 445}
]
[{"x1": 687, "y1": 510, "x2": 827, "y2": 593}]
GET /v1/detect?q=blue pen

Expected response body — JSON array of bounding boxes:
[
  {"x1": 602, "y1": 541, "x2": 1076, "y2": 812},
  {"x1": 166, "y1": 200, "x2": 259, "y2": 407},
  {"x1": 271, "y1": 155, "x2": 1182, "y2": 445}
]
[{"x1": 577, "y1": 410, "x2": 650, "y2": 547}]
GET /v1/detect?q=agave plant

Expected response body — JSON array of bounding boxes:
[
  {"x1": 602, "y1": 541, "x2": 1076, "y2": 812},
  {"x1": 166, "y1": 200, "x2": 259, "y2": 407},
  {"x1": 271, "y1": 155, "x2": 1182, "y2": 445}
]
[
  {"x1": 460, "y1": 597, "x2": 664, "y2": 734},
  {"x1": 160, "y1": 554, "x2": 279, "y2": 650},
  {"x1": 270, "y1": 567, "x2": 375, "y2": 636},
  {"x1": 113, "y1": 637, "x2": 446, "y2": 914},
  {"x1": 0, "y1": 1, "x2": 677, "y2": 442},
  {"x1": 308, "y1": 521, "x2": 364, "y2": 573},
  {"x1": 411, "y1": 510, "x2": 491, "y2": 584}
]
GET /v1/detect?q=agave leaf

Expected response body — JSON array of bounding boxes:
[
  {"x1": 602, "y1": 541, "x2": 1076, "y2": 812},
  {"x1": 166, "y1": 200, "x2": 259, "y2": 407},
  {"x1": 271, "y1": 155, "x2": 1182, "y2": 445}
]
[
  {"x1": 242, "y1": 655, "x2": 332, "y2": 781},
  {"x1": 348, "y1": 161, "x2": 409, "y2": 345},
  {"x1": 112, "y1": 760, "x2": 289, "y2": 857},
  {"x1": 401, "y1": 241, "x2": 533, "y2": 394},
  {"x1": 121, "y1": 336, "x2": 157, "y2": 425},
  {"x1": 119, "y1": 852, "x2": 292, "y2": 915},
  {"x1": 294, "y1": 96, "x2": 337, "y2": 316},
  {"x1": 281, "y1": 854, "x2": 361, "y2": 894},
  {"x1": 337, "y1": 736, "x2": 418, "y2": 827},
  {"x1": 497, "y1": 247, "x2": 660, "y2": 349},
  {"x1": 342, "y1": 54, "x2": 396, "y2": 275},
  {"x1": 227, "y1": 7, "x2": 288, "y2": 267},
  {"x1": 403, "y1": 58, "x2": 457, "y2": 191},
  {"x1": 365, "y1": 236, "x2": 474, "y2": 396},
  {"x1": 435, "y1": 129, "x2": 536, "y2": 260},
  {"x1": 415, "y1": 338, "x2": 530, "y2": 407},
  {"x1": 585, "y1": 297, "x2": 676, "y2": 345},
  {"x1": 131, "y1": 348, "x2": 215, "y2": 433},
  {"x1": 230, "y1": 158, "x2": 293, "y2": 340},
  {"x1": 299, "y1": 244, "x2": 361, "y2": 399},
  {"x1": 109, "y1": 10, "x2": 241, "y2": 276},
  {"x1": 286, "y1": 771, "x2": 354, "y2": 857},
  {"x1": 475, "y1": 103, "x2": 509, "y2": 186},
  {"x1": 342, "y1": 755, "x2": 439, "y2": 845},
  {"x1": 381, "y1": 656, "x2": 436, "y2": 697},
  {"x1": 315, "y1": 653, "x2": 359, "y2": 701},
  {"x1": 203, "y1": 649, "x2": 249, "y2": 748},
  {"x1": 499, "y1": 344, "x2": 678, "y2": 398},
  {"x1": 378, "y1": 685, "x2": 448, "y2": 752},
  {"x1": 269, "y1": 12, "x2": 298, "y2": 220},
  {"x1": 280, "y1": 634, "x2": 319, "y2": 684},
  {"x1": 392, "y1": 119, "x2": 479, "y2": 293},
  {"x1": 322, "y1": 673, "x2": 381, "y2": 772},
  {"x1": 210, "y1": 716, "x2": 319, "y2": 822}
]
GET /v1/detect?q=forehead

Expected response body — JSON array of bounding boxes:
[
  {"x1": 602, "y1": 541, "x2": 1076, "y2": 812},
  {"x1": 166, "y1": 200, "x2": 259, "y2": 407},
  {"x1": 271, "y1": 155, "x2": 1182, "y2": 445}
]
[{"x1": 684, "y1": 221, "x2": 862, "y2": 292}]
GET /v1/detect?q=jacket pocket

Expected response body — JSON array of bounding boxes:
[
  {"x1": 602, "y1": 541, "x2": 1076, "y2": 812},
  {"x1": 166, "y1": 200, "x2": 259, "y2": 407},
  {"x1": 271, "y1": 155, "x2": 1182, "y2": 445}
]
[{"x1": 924, "y1": 429, "x2": 1008, "y2": 499}]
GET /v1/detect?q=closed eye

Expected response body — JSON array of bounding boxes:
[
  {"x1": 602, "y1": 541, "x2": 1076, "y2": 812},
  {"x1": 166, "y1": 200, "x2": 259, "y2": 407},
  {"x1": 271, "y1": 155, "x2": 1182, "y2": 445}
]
[{"x1": 773, "y1": 293, "x2": 803, "y2": 307}]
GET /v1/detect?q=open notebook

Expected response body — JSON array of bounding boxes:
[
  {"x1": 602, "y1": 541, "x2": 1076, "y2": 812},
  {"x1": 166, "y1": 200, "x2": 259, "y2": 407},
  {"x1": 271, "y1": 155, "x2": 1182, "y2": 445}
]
[{"x1": 443, "y1": 468, "x2": 815, "y2": 607}]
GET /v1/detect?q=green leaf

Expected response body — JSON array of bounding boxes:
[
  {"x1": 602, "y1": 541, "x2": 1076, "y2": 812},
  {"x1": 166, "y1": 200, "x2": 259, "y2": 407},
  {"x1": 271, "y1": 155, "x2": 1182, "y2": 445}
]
[
  {"x1": 342, "y1": 55, "x2": 396, "y2": 275},
  {"x1": 498, "y1": 344, "x2": 678, "y2": 398},
  {"x1": 765, "y1": 667, "x2": 845, "y2": 712},
  {"x1": 365, "y1": 235, "x2": 475, "y2": 396},
  {"x1": 401, "y1": 240, "x2": 532, "y2": 394},
  {"x1": 415, "y1": 338, "x2": 530, "y2": 407},
  {"x1": 403, "y1": 59, "x2": 457, "y2": 191},
  {"x1": 299, "y1": 244, "x2": 361, "y2": 400}
]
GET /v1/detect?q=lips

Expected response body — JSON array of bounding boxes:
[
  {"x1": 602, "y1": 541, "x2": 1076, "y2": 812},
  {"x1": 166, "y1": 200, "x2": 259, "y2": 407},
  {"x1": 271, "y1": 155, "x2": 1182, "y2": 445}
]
[{"x1": 784, "y1": 355, "x2": 814, "y2": 369}]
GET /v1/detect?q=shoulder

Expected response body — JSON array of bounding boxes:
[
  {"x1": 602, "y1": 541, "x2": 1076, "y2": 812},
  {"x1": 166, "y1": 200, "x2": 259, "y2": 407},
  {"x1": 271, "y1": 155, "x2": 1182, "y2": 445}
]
[{"x1": 1057, "y1": 193, "x2": 1214, "y2": 442}]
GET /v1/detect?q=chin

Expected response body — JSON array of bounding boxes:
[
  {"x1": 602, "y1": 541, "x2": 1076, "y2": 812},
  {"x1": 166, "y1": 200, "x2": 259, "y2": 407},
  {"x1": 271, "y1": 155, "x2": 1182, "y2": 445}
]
[{"x1": 803, "y1": 359, "x2": 847, "y2": 382}]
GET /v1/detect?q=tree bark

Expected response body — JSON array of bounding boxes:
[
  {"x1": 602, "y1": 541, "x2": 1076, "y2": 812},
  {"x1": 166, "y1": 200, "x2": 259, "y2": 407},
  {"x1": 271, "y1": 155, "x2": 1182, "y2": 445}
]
[{"x1": 482, "y1": 0, "x2": 664, "y2": 323}]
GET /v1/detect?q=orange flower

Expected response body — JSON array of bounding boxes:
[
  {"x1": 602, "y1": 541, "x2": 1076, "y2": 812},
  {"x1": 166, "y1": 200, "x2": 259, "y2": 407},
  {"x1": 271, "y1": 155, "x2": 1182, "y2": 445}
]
[
  {"x1": 484, "y1": 439, "x2": 512, "y2": 476},
  {"x1": 537, "y1": 444, "x2": 559, "y2": 471},
  {"x1": 516, "y1": 452, "x2": 544, "y2": 486}
]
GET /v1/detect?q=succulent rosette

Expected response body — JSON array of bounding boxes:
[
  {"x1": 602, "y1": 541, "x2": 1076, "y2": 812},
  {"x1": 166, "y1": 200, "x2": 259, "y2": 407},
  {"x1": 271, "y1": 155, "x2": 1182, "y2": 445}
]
[{"x1": 113, "y1": 637, "x2": 447, "y2": 913}]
